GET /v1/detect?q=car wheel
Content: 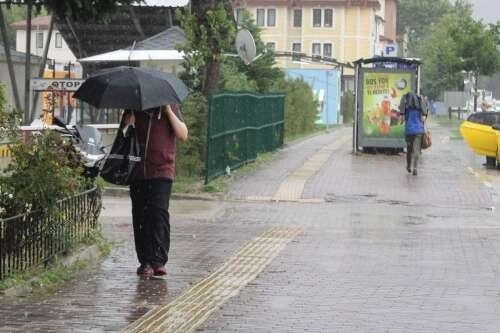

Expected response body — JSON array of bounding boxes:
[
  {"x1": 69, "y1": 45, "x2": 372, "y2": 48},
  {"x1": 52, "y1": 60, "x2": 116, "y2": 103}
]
[{"x1": 486, "y1": 156, "x2": 497, "y2": 169}]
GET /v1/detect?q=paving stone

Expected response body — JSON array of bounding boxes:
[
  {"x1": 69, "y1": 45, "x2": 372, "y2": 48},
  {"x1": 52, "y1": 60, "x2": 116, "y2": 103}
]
[{"x1": 1, "y1": 121, "x2": 500, "y2": 332}]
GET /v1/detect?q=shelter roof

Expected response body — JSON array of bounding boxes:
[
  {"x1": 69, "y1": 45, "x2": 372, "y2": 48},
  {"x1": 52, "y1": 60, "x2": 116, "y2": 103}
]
[
  {"x1": 0, "y1": 43, "x2": 43, "y2": 62},
  {"x1": 132, "y1": 26, "x2": 186, "y2": 50},
  {"x1": 11, "y1": 15, "x2": 53, "y2": 30},
  {"x1": 78, "y1": 26, "x2": 186, "y2": 62},
  {"x1": 53, "y1": 4, "x2": 185, "y2": 62}
]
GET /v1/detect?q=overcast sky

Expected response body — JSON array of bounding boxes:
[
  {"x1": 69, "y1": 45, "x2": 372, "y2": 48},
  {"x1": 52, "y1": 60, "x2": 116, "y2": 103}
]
[{"x1": 467, "y1": 0, "x2": 499, "y2": 23}]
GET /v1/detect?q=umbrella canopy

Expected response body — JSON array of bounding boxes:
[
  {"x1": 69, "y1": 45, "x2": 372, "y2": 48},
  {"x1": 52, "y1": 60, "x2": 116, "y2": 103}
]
[{"x1": 73, "y1": 66, "x2": 189, "y2": 110}]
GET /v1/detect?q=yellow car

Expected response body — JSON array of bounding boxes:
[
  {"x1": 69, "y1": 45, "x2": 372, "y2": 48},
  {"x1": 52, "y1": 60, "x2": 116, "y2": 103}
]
[{"x1": 460, "y1": 112, "x2": 500, "y2": 168}]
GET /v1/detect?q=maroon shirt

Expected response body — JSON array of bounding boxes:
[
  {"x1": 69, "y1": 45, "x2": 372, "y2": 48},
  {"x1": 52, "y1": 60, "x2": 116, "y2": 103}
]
[{"x1": 132, "y1": 105, "x2": 183, "y2": 180}]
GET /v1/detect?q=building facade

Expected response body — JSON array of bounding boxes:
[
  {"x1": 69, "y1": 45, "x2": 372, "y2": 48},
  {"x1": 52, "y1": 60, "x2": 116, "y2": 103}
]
[
  {"x1": 233, "y1": 0, "x2": 397, "y2": 69},
  {"x1": 0, "y1": 44, "x2": 42, "y2": 112},
  {"x1": 11, "y1": 15, "x2": 81, "y2": 75}
]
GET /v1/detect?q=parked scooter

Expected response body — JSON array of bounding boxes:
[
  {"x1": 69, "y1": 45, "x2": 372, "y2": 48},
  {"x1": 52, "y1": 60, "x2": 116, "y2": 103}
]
[{"x1": 52, "y1": 116, "x2": 106, "y2": 178}]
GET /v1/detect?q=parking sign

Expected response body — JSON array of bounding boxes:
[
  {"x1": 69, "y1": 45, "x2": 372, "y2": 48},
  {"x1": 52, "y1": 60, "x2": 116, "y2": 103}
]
[{"x1": 385, "y1": 44, "x2": 398, "y2": 57}]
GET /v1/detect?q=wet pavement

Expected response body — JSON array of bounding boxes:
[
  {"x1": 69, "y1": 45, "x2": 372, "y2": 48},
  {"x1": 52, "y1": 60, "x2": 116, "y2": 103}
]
[{"x1": 1, "y1": 119, "x2": 500, "y2": 332}]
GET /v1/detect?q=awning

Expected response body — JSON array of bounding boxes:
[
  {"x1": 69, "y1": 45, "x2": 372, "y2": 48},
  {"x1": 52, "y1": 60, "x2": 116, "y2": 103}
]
[{"x1": 78, "y1": 49, "x2": 184, "y2": 63}]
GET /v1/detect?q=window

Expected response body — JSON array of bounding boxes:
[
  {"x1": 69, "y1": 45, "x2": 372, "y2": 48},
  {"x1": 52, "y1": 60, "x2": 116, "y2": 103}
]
[
  {"x1": 292, "y1": 43, "x2": 301, "y2": 61},
  {"x1": 293, "y1": 9, "x2": 302, "y2": 27},
  {"x1": 324, "y1": 9, "x2": 333, "y2": 27},
  {"x1": 313, "y1": 9, "x2": 322, "y2": 27},
  {"x1": 266, "y1": 42, "x2": 276, "y2": 51},
  {"x1": 312, "y1": 43, "x2": 321, "y2": 56},
  {"x1": 36, "y1": 32, "x2": 43, "y2": 49},
  {"x1": 55, "y1": 32, "x2": 62, "y2": 48},
  {"x1": 323, "y1": 43, "x2": 332, "y2": 58},
  {"x1": 267, "y1": 8, "x2": 276, "y2": 27},
  {"x1": 235, "y1": 8, "x2": 245, "y2": 25},
  {"x1": 256, "y1": 8, "x2": 265, "y2": 26}
]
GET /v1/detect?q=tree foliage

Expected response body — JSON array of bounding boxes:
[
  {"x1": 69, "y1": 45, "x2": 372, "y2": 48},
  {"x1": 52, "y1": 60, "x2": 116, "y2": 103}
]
[
  {"x1": 225, "y1": 9, "x2": 284, "y2": 93},
  {"x1": 2, "y1": 0, "x2": 140, "y2": 22},
  {"x1": 0, "y1": 4, "x2": 35, "y2": 46},
  {"x1": 177, "y1": 1, "x2": 236, "y2": 95},
  {"x1": 397, "y1": 0, "x2": 472, "y2": 56},
  {"x1": 419, "y1": 11, "x2": 500, "y2": 99},
  {"x1": 275, "y1": 78, "x2": 318, "y2": 137},
  {"x1": 176, "y1": 92, "x2": 208, "y2": 178},
  {"x1": 453, "y1": 17, "x2": 500, "y2": 77}
]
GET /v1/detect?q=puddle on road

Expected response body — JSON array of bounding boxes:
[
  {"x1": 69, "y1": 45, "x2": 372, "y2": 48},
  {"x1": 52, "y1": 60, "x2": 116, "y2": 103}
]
[
  {"x1": 324, "y1": 193, "x2": 377, "y2": 203},
  {"x1": 403, "y1": 215, "x2": 426, "y2": 226}
]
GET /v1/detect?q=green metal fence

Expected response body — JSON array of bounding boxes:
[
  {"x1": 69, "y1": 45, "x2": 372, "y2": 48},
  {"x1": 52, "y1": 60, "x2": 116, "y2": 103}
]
[{"x1": 205, "y1": 92, "x2": 285, "y2": 183}]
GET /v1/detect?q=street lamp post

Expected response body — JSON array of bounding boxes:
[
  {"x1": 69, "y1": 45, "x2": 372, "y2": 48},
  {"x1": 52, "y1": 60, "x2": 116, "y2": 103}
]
[{"x1": 473, "y1": 70, "x2": 479, "y2": 113}]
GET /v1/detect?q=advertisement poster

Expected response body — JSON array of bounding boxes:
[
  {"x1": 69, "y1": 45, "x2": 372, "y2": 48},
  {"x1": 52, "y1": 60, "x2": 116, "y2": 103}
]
[{"x1": 362, "y1": 71, "x2": 413, "y2": 138}]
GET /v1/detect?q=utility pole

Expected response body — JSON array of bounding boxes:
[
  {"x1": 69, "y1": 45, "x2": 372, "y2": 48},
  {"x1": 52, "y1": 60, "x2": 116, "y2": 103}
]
[
  {"x1": 325, "y1": 70, "x2": 329, "y2": 131},
  {"x1": 473, "y1": 70, "x2": 479, "y2": 113},
  {"x1": 0, "y1": 5, "x2": 21, "y2": 111},
  {"x1": 24, "y1": 0, "x2": 33, "y2": 124}
]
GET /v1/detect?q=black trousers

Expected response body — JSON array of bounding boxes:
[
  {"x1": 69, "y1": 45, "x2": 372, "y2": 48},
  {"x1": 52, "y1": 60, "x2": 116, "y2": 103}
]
[{"x1": 130, "y1": 178, "x2": 172, "y2": 266}]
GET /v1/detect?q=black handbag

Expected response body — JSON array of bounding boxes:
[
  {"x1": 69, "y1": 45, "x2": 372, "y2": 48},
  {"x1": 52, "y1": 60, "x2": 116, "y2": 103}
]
[{"x1": 100, "y1": 125, "x2": 141, "y2": 185}]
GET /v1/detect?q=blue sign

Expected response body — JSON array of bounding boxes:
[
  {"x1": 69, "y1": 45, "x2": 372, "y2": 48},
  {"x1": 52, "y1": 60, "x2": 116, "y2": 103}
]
[
  {"x1": 385, "y1": 44, "x2": 398, "y2": 57},
  {"x1": 285, "y1": 68, "x2": 340, "y2": 124}
]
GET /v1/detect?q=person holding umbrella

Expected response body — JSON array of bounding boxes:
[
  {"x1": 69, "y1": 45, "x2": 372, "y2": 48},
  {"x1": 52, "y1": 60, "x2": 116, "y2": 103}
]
[
  {"x1": 124, "y1": 104, "x2": 188, "y2": 277},
  {"x1": 74, "y1": 66, "x2": 190, "y2": 277}
]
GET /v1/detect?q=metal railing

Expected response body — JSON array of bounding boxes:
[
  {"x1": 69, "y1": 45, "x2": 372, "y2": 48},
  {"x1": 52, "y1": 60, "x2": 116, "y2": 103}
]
[
  {"x1": 205, "y1": 92, "x2": 285, "y2": 183},
  {"x1": 0, "y1": 187, "x2": 102, "y2": 280}
]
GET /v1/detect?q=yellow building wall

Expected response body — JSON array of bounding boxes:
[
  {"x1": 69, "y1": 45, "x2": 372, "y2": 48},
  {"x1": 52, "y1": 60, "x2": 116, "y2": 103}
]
[
  {"x1": 344, "y1": 7, "x2": 359, "y2": 35},
  {"x1": 242, "y1": 3, "x2": 376, "y2": 69},
  {"x1": 359, "y1": 9, "x2": 372, "y2": 35}
]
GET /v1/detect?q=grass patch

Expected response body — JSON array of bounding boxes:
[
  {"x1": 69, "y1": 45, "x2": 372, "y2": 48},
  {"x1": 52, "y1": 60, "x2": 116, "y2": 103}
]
[
  {"x1": 0, "y1": 261, "x2": 87, "y2": 293},
  {"x1": 202, "y1": 125, "x2": 345, "y2": 194},
  {"x1": 85, "y1": 228, "x2": 114, "y2": 256},
  {"x1": 172, "y1": 175, "x2": 204, "y2": 194},
  {"x1": 432, "y1": 115, "x2": 464, "y2": 128},
  {"x1": 203, "y1": 151, "x2": 277, "y2": 194},
  {"x1": 431, "y1": 115, "x2": 464, "y2": 140},
  {"x1": 0, "y1": 229, "x2": 112, "y2": 295},
  {"x1": 284, "y1": 124, "x2": 342, "y2": 144},
  {"x1": 449, "y1": 130, "x2": 463, "y2": 140}
]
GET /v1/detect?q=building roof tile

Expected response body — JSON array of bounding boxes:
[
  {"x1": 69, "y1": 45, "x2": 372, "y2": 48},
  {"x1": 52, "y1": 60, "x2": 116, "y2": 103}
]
[
  {"x1": 11, "y1": 15, "x2": 53, "y2": 30},
  {"x1": 130, "y1": 26, "x2": 186, "y2": 51}
]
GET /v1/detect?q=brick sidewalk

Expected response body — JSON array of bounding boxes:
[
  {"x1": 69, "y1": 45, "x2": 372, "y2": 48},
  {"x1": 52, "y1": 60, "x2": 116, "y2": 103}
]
[{"x1": 1, "y1": 122, "x2": 499, "y2": 332}]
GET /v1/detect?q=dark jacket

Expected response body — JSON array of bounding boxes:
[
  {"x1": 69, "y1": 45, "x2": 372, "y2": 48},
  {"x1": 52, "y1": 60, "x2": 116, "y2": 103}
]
[{"x1": 132, "y1": 106, "x2": 182, "y2": 180}]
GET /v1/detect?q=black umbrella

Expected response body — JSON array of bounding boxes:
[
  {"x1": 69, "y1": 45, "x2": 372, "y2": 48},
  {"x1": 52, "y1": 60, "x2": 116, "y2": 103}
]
[{"x1": 73, "y1": 66, "x2": 189, "y2": 110}]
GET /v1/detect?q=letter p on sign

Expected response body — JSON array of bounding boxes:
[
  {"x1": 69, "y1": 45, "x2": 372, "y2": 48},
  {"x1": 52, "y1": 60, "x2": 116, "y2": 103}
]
[{"x1": 385, "y1": 44, "x2": 397, "y2": 57}]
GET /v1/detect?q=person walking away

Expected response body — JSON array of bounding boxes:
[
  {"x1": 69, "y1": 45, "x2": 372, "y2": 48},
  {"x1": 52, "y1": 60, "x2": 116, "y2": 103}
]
[
  {"x1": 124, "y1": 104, "x2": 188, "y2": 278},
  {"x1": 399, "y1": 92, "x2": 427, "y2": 176}
]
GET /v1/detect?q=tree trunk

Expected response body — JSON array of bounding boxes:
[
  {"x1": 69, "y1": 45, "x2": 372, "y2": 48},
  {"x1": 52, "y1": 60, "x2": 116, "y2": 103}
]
[
  {"x1": 30, "y1": 14, "x2": 55, "y2": 123},
  {"x1": 203, "y1": 61, "x2": 220, "y2": 96},
  {"x1": 24, "y1": 1, "x2": 33, "y2": 124},
  {"x1": 473, "y1": 71, "x2": 479, "y2": 113},
  {"x1": 191, "y1": 0, "x2": 233, "y2": 96},
  {"x1": 0, "y1": 5, "x2": 22, "y2": 111}
]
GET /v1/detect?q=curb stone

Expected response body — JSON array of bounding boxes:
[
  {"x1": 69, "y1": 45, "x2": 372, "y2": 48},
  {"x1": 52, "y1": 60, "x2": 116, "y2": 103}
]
[
  {"x1": 103, "y1": 186, "x2": 224, "y2": 201},
  {"x1": 0, "y1": 244, "x2": 101, "y2": 298}
]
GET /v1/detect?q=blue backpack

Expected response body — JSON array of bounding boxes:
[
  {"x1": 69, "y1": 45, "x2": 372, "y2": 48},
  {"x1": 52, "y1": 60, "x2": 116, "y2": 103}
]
[{"x1": 404, "y1": 93, "x2": 425, "y2": 135}]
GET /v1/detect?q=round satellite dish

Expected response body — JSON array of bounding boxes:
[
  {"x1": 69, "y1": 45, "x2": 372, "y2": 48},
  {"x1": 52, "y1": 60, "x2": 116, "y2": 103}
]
[{"x1": 235, "y1": 29, "x2": 256, "y2": 65}]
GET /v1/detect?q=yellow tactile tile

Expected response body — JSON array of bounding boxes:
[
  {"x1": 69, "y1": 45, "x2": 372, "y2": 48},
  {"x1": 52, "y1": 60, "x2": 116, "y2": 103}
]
[{"x1": 124, "y1": 227, "x2": 302, "y2": 333}]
